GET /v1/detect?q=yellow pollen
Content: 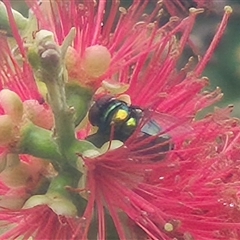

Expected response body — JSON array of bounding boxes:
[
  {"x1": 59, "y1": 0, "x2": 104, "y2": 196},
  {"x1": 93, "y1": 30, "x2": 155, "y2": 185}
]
[
  {"x1": 224, "y1": 6, "x2": 233, "y2": 14},
  {"x1": 164, "y1": 222, "x2": 174, "y2": 232},
  {"x1": 113, "y1": 109, "x2": 128, "y2": 122}
]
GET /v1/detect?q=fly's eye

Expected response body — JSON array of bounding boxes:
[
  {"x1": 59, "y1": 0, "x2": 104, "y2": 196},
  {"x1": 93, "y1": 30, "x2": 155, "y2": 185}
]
[
  {"x1": 88, "y1": 103, "x2": 101, "y2": 126},
  {"x1": 88, "y1": 95, "x2": 114, "y2": 126},
  {"x1": 112, "y1": 109, "x2": 129, "y2": 122}
]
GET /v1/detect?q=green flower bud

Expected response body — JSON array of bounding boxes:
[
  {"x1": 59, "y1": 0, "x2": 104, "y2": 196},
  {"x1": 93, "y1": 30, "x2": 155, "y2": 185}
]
[
  {"x1": 0, "y1": 89, "x2": 23, "y2": 123},
  {"x1": 0, "y1": 115, "x2": 14, "y2": 145}
]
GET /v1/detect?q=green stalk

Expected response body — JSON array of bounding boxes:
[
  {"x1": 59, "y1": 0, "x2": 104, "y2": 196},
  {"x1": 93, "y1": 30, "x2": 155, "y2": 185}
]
[
  {"x1": 44, "y1": 79, "x2": 76, "y2": 150},
  {"x1": 27, "y1": 29, "x2": 96, "y2": 168},
  {"x1": 37, "y1": 40, "x2": 77, "y2": 157},
  {"x1": 47, "y1": 168, "x2": 87, "y2": 214},
  {"x1": 47, "y1": 168, "x2": 79, "y2": 198}
]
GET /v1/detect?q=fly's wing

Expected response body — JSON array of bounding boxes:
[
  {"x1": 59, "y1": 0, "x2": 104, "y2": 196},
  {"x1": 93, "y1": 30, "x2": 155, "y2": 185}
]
[
  {"x1": 139, "y1": 110, "x2": 194, "y2": 141},
  {"x1": 125, "y1": 110, "x2": 193, "y2": 162}
]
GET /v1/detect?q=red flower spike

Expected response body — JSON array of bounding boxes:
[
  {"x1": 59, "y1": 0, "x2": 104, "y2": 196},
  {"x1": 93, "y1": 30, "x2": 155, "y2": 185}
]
[
  {"x1": 80, "y1": 106, "x2": 240, "y2": 239},
  {"x1": 0, "y1": 206, "x2": 78, "y2": 239},
  {"x1": 26, "y1": 0, "x2": 200, "y2": 89}
]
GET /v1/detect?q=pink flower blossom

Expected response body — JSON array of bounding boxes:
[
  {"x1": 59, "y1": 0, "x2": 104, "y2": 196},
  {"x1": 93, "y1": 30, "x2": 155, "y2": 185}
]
[{"x1": 0, "y1": 0, "x2": 239, "y2": 239}]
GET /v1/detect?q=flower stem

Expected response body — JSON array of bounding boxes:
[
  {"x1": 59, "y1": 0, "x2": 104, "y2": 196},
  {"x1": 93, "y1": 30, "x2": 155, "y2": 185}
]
[
  {"x1": 46, "y1": 79, "x2": 76, "y2": 149},
  {"x1": 38, "y1": 41, "x2": 77, "y2": 158},
  {"x1": 47, "y1": 167, "x2": 87, "y2": 214},
  {"x1": 47, "y1": 168, "x2": 80, "y2": 198}
]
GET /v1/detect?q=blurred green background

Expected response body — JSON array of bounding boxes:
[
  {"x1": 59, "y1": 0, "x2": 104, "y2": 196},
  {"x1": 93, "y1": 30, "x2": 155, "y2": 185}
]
[
  {"x1": 9, "y1": 0, "x2": 240, "y2": 116},
  {"x1": 195, "y1": 0, "x2": 240, "y2": 116}
]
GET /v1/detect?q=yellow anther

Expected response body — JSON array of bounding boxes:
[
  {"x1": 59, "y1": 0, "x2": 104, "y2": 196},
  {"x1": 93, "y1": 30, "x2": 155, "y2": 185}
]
[{"x1": 224, "y1": 6, "x2": 233, "y2": 14}]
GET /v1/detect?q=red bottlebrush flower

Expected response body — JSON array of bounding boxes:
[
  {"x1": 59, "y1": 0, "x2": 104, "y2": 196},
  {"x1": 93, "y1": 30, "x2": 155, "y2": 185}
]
[
  {"x1": 80, "y1": 109, "x2": 240, "y2": 239},
  {"x1": 0, "y1": 0, "x2": 239, "y2": 240},
  {"x1": 24, "y1": 0, "x2": 174, "y2": 89},
  {"x1": 0, "y1": 205, "x2": 78, "y2": 239}
]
